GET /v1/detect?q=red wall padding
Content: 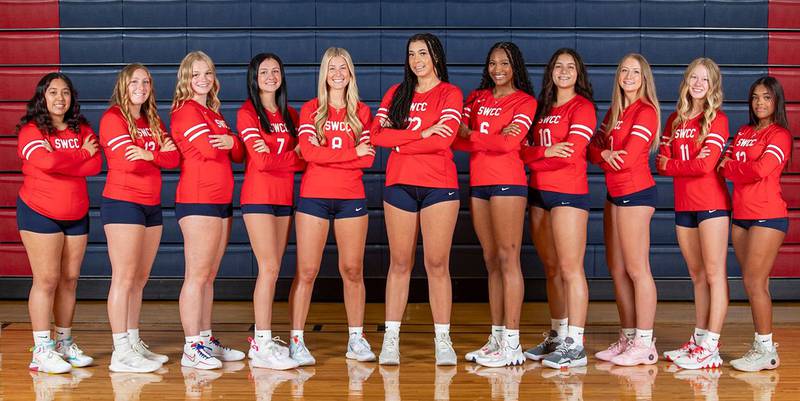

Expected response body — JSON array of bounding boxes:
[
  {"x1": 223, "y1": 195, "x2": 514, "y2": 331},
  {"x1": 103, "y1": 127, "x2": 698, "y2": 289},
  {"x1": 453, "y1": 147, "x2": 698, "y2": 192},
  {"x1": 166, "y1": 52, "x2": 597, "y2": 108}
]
[
  {"x1": 0, "y1": 32, "x2": 59, "y2": 65},
  {"x1": 0, "y1": 0, "x2": 58, "y2": 28},
  {"x1": 0, "y1": 138, "x2": 20, "y2": 170},
  {"x1": 0, "y1": 244, "x2": 31, "y2": 275},
  {"x1": 0, "y1": 67, "x2": 59, "y2": 101},
  {"x1": 773, "y1": 246, "x2": 800, "y2": 277},
  {"x1": 0, "y1": 174, "x2": 22, "y2": 207},
  {"x1": 769, "y1": 0, "x2": 800, "y2": 28},
  {"x1": 0, "y1": 103, "x2": 25, "y2": 136}
]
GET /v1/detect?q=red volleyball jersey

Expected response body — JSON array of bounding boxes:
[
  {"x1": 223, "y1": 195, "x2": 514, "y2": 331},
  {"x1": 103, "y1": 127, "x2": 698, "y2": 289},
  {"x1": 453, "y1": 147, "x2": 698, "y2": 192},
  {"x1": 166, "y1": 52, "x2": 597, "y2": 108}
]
[
  {"x1": 17, "y1": 122, "x2": 101, "y2": 220},
  {"x1": 657, "y1": 111, "x2": 731, "y2": 212},
  {"x1": 237, "y1": 100, "x2": 303, "y2": 206},
  {"x1": 297, "y1": 99, "x2": 374, "y2": 199},
  {"x1": 100, "y1": 105, "x2": 180, "y2": 206},
  {"x1": 170, "y1": 100, "x2": 244, "y2": 204},
  {"x1": 722, "y1": 123, "x2": 791, "y2": 219},
  {"x1": 588, "y1": 99, "x2": 659, "y2": 197},
  {"x1": 452, "y1": 89, "x2": 535, "y2": 187},
  {"x1": 522, "y1": 94, "x2": 597, "y2": 194},
  {"x1": 371, "y1": 82, "x2": 463, "y2": 188}
]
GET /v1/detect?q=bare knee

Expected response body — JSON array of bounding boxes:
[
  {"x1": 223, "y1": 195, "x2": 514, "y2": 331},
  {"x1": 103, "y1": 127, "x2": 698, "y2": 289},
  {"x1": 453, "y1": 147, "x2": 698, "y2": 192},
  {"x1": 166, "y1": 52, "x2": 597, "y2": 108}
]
[
  {"x1": 389, "y1": 258, "x2": 414, "y2": 276},
  {"x1": 294, "y1": 265, "x2": 319, "y2": 286},
  {"x1": 424, "y1": 258, "x2": 449, "y2": 278},
  {"x1": 559, "y1": 261, "x2": 586, "y2": 283},
  {"x1": 688, "y1": 268, "x2": 708, "y2": 287},
  {"x1": 496, "y1": 244, "x2": 520, "y2": 267},
  {"x1": 59, "y1": 271, "x2": 80, "y2": 290},
  {"x1": 482, "y1": 250, "x2": 499, "y2": 272},
  {"x1": 339, "y1": 263, "x2": 363, "y2": 283},
  {"x1": 33, "y1": 273, "x2": 60, "y2": 293},
  {"x1": 625, "y1": 266, "x2": 653, "y2": 283},
  {"x1": 543, "y1": 262, "x2": 561, "y2": 281},
  {"x1": 743, "y1": 275, "x2": 769, "y2": 297}
]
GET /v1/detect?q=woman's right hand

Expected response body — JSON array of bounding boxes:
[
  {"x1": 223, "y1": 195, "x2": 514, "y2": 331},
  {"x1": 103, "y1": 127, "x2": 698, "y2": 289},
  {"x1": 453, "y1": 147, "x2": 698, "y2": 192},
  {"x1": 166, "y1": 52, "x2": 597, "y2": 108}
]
[
  {"x1": 601, "y1": 149, "x2": 627, "y2": 170},
  {"x1": 544, "y1": 142, "x2": 574, "y2": 158},
  {"x1": 421, "y1": 123, "x2": 453, "y2": 139},
  {"x1": 253, "y1": 139, "x2": 269, "y2": 153},
  {"x1": 82, "y1": 135, "x2": 99, "y2": 156},
  {"x1": 457, "y1": 123, "x2": 471, "y2": 138},
  {"x1": 355, "y1": 138, "x2": 376, "y2": 157}
]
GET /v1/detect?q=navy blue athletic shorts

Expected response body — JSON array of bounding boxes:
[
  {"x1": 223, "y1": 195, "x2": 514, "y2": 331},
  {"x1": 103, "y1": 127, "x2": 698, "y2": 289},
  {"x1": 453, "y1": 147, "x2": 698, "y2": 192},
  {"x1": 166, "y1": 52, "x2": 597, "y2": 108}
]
[
  {"x1": 101, "y1": 197, "x2": 163, "y2": 227},
  {"x1": 296, "y1": 197, "x2": 367, "y2": 219},
  {"x1": 241, "y1": 204, "x2": 293, "y2": 217},
  {"x1": 675, "y1": 210, "x2": 730, "y2": 228},
  {"x1": 384, "y1": 184, "x2": 458, "y2": 213},
  {"x1": 16, "y1": 196, "x2": 89, "y2": 235},
  {"x1": 606, "y1": 186, "x2": 658, "y2": 208},
  {"x1": 528, "y1": 188, "x2": 591, "y2": 211},
  {"x1": 732, "y1": 217, "x2": 789, "y2": 233},
  {"x1": 470, "y1": 185, "x2": 527, "y2": 200},
  {"x1": 175, "y1": 203, "x2": 233, "y2": 221}
]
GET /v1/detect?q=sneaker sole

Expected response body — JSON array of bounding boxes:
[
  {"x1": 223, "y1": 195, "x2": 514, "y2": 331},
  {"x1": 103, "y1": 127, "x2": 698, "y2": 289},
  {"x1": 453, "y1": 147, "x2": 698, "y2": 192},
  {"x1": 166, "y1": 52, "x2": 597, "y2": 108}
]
[
  {"x1": 542, "y1": 356, "x2": 588, "y2": 369},
  {"x1": 731, "y1": 360, "x2": 780, "y2": 372},
  {"x1": 249, "y1": 358, "x2": 299, "y2": 371},
  {"x1": 67, "y1": 358, "x2": 93, "y2": 368},
  {"x1": 476, "y1": 356, "x2": 525, "y2": 368},
  {"x1": 611, "y1": 355, "x2": 659, "y2": 366},
  {"x1": 524, "y1": 352, "x2": 549, "y2": 361},
  {"x1": 379, "y1": 358, "x2": 400, "y2": 365},
  {"x1": 346, "y1": 351, "x2": 377, "y2": 362},
  {"x1": 109, "y1": 362, "x2": 161, "y2": 373},
  {"x1": 181, "y1": 355, "x2": 222, "y2": 370},
  {"x1": 435, "y1": 359, "x2": 457, "y2": 366},
  {"x1": 29, "y1": 363, "x2": 71, "y2": 374}
]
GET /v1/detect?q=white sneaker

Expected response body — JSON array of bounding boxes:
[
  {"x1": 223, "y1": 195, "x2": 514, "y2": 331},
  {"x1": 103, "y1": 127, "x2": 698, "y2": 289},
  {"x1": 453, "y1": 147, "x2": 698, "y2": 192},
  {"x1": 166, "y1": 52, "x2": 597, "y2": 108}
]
[
  {"x1": 346, "y1": 333, "x2": 376, "y2": 362},
  {"x1": 248, "y1": 336, "x2": 289, "y2": 359},
  {"x1": 56, "y1": 339, "x2": 94, "y2": 367},
  {"x1": 182, "y1": 342, "x2": 222, "y2": 370},
  {"x1": 434, "y1": 332, "x2": 457, "y2": 366},
  {"x1": 476, "y1": 341, "x2": 526, "y2": 368},
  {"x1": 249, "y1": 337, "x2": 299, "y2": 370},
  {"x1": 109, "y1": 347, "x2": 162, "y2": 373},
  {"x1": 206, "y1": 336, "x2": 245, "y2": 362},
  {"x1": 379, "y1": 331, "x2": 400, "y2": 365},
  {"x1": 131, "y1": 338, "x2": 169, "y2": 364},
  {"x1": 289, "y1": 337, "x2": 316, "y2": 366},
  {"x1": 731, "y1": 341, "x2": 780, "y2": 372},
  {"x1": 663, "y1": 336, "x2": 697, "y2": 362},
  {"x1": 29, "y1": 341, "x2": 72, "y2": 374},
  {"x1": 466, "y1": 335, "x2": 501, "y2": 362}
]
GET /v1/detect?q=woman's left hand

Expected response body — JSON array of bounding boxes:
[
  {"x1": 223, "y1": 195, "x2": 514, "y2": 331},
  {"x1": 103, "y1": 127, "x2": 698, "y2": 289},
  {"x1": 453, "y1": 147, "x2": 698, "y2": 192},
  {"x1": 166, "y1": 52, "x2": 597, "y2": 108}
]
[{"x1": 209, "y1": 134, "x2": 234, "y2": 150}]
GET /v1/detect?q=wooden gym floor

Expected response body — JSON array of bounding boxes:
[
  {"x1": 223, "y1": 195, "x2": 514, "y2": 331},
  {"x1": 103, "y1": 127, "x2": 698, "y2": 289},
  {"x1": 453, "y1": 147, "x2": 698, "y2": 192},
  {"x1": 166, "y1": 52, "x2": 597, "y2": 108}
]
[{"x1": 0, "y1": 301, "x2": 797, "y2": 400}]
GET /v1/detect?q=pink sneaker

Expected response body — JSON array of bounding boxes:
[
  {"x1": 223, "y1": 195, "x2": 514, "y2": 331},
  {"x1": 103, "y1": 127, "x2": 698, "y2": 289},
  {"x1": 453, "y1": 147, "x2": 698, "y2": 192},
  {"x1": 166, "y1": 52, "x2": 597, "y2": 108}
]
[
  {"x1": 595, "y1": 333, "x2": 629, "y2": 362},
  {"x1": 610, "y1": 338, "x2": 658, "y2": 366}
]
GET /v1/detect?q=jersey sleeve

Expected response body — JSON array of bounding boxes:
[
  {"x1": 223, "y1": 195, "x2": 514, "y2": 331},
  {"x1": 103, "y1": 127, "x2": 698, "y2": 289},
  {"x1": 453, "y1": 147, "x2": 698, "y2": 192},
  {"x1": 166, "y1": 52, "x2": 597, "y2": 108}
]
[
  {"x1": 394, "y1": 86, "x2": 463, "y2": 154},
  {"x1": 371, "y1": 85, "x2": 423, "y2": 148},
  {"x1": 615, "y1": 105, "x2": 658, "y2": 172},
  {"x1": 325, "y1": 105, "x2": 375, "y2": 170},
  {"x1": 656, "y1": 114, "x2": 677, "y2": 176},
  {"x1": 236, "y1": 106, "x2": 297, "y2": 172},
  {"x1": 100, "y1": 111, "x2": 152, "y2": 173},
  {"x1": 151, "y1": 121, "x2": 180, "y2": 169},
  {"x1": 723, "y1": 128, "x2": 791, "y2": 183},
  {"x1": 588, "y1": 114, "x2": 610, "y2": 165},
  {"x1": 171, "y1": 104, "x2": 220, "y2": 160},
  {"x1": 470, "y1": 96, "x2": 535, "y2": 154},
  {"x1": 663, "y1": 113, "x2": 729, "y2": 177},
  {"x1": 18, "y1": 124, "x2": 94, "y2": 174},
  {"x1": 297, "y1": 102, "x2": 359, "y2": 164}
]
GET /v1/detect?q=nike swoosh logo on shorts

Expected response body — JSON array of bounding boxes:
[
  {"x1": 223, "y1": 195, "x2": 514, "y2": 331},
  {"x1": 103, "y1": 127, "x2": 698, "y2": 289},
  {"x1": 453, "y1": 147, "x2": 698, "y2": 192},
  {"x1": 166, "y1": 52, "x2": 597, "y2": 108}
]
[
  {"x1": 448, "y1": 192, "x2": 455, "y2": 196},
  {"x1": 355, "y1": 207, "x2": 363, "y2": 211},
  {"x1": 709, "y1": 210, "x2": 717, "y2": 213},
  {"x1": 561, "y1": 201, "x2": 570, "y2": 205},
  {"x1": 622, "y1": 200, "x2": 630, "y2": 204},
  {"x1": 758, "y1": 220, "x2": 767, "y2": 223},
  {"x1": 501, "y1": 187, "x2": 509, "y2": 191}
]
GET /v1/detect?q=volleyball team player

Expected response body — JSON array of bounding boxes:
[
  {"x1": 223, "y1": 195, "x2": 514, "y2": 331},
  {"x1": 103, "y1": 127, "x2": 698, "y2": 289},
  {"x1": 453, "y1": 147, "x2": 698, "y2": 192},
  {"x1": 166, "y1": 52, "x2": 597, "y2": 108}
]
[
  {"x1": 721, "y1": 77, "x2": 792, "y2": 372},
  {"x1": 100, "y1": 64, "x2": 179, "y2": 372},
  {"x1": 453, "y1": 42, "x2": 536, "y2": 367},
  {"x1": 589, "y1": 53, "x2": 661, "y2": 366},
  {"x1": 237, "y1": 53, "x2": 303, "y2": 370},
  {"x1": 170, "y1": 51, "x2": 246, "y2": 369},
  {"x1": 288, "y1": 47, "x2": 376, "y2": 366},
  {"x1": 371, "y1": 33, "x2": 463, "y2": 366},
  {"x1": 522, "y1": 48, "x2": 597, "y2": 369},
  {"x1": 656, "y1": 58, "x2": 731, "y2": 370}
]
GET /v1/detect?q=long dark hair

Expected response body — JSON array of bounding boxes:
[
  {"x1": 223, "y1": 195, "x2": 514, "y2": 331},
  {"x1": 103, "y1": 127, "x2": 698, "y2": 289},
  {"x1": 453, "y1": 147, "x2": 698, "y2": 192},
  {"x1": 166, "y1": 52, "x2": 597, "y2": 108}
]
[
  {"x1": 246, "y1": 53, "x2": 296, "y2": 136},
  {"x1": 16, "y1": 72, "x2": 88, "y2": 135},
  {"x1": 477, "y1": 42, "x2": 534, "y2": 97},
  {"x1": 535, "y1": 48, "x2": 595, "y2": 125},
  {"x1": 387, "y1": 33, "x2": 448, "y2": 129},
  {"x1": 748, "y1": 76, "x2": 788, "y2": 129}
]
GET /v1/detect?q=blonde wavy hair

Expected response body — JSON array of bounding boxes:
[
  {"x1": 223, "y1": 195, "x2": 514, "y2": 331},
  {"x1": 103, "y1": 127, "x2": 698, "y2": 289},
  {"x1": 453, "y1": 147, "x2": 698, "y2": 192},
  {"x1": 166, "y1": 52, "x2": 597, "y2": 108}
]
[
  {"x1": 172, "y1": 51, "x2": 221, "y2": 112},
  {"x1": 607, "y1": 53, "x2": 661, "y2": 152},
  {"x1": 313, "y1": 47, "x2": 363, "y2": 144},
  {"x1": 671, "y1": 57, "x2": 723, "y2": 145},
  {"x1": 111, "y1": 63, "x2": 164, "y2": 145}
]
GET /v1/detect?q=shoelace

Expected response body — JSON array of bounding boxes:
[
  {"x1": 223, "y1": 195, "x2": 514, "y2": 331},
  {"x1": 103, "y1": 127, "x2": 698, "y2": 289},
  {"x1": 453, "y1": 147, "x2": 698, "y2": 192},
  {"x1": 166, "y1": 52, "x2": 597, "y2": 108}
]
[
  {"x1": 436, "y1": 334, "x2": 453, "y2": 351},
  {"x1": 210, "y1": 337, "x2": 232, "y2": 351},
  {"x1": 192, "y1": 342, "x2": 214, "y2": 359},
  {"x1": 686, "y1": 345, "x2": 706, "y2": 357},
  {"x1": 350, "y1": 336, "x2": 371, "y2": 353},
  {"x1": 743, "y1": 342, "x2": 768, "y2": 361},
  {"x1": 136, "y1": 339, "x2": 152, "y2": 350},
  {"x1": 678, "y1": 340, "x2": 696, "y2": 352},
  {"x1": 607, "y1": 338, "x2": 626, "y2": 352},
  {"x1": 383, "y1": 334, "x2": 399, "y2": 349},
  {"x1": 553, "y1": 341, "x2": 572, "y2": 355},
  {"x1": 67, "y1": 343, "x2": 85, "y2": 356}
]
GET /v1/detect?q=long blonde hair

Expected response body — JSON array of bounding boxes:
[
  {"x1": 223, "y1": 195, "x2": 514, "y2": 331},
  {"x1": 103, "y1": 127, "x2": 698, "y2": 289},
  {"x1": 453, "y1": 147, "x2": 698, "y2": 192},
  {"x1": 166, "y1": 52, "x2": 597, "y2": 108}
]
[
  {"x1": 607, "y1": 53, "x2": 661, "y2": 152},
  {"x1": 111, "y1": 63, "x2": 164, "y2": 145},
  {"x1": 172, "y1": 51, "x2": 221, "y2": 112},
  {"x1": 671, "y1": 58, "x2": 723, "y2": 145},
  {"x1": 314, "y1": 47, "x2": 363, "y2": 144}
]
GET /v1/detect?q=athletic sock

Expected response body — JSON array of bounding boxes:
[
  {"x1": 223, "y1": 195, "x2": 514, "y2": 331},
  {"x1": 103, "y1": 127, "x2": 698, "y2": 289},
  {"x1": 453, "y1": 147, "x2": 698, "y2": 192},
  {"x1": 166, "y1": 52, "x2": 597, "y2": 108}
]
[
  {"x1": 622, "y1": 328, "x2": 636, "y2": 341},
  {"x1": 567, "y1": 325, "x2": 585, "y2": 347},
  {"x1": 290, "y1": 330, "x2": 304, "y2": 342},
  {"x1": 385, "y1": 321, "x2": 401, "y2": 334},
  {"x1": 33, "y1": 331, "x2": 51, "y2": 346},
  {"x1": 504, "y1": 329, "x2": 520, "y2": 348},
  {"x1": 127, "y1": 328, "x2": 140, "y2": 344},
  {"x1": 199, "y1": 329, "x2": 212, "y2": 344},
  {"x1": 491, "y1": 325, "x2": 505, "y2": 341},
  {"x1": 55, "y1": 326, "x2": 72, "y2": 344},
  {"x1": 254, "y1": 329, "x2": 272, "y2": 346},
  {"x1": 635, "y1": 329, "x2": 653, "y2": 346},
  {"x1": 693, "y1": 327, "x2": 707, "y2": 345},
  {"x1": 755, "y1": 332, "x2": 773, "y2": 349},
  {"x1": 552, "y1": 318, "x2": 568, "y2": 339},
  {"x1": 185, "y1": 335, "x2": 201, "y2": 346},
  {"x1": 112, "y1": 332, "x2": 130, "y2": 351},
  {"x1": 349, "y1": 327, "x2": 364, "y2": 337},
  {"x1": 434, "y1": 323, "x2": 450, "y2": 337},
  {"x1": 702, "y1": 331, "x2": 720, "y2": 351}
]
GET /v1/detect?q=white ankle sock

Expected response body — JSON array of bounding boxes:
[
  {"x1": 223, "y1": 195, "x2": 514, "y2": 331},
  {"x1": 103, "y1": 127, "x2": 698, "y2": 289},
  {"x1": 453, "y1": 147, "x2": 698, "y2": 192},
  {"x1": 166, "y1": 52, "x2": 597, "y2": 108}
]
[
  {"x1": 567, "y1": 325, "x2": 585, "y2": 347},
  {"x1": 622, "y1": 328, "x2": 636, "y2": 340},
  {"x1": 127, "y1": 328, "x2": 140, "y2": 344},
  {"x1": 491, "y1": 325, "x2": 505, "y2": 340},
  {"x1": 693, "y1": 327, "x2": 707, "y2": 345},
  {"x1": 756, "y1": 332, "x2": 773, "y2": 349},
  {"x1": 185, "y1": 335, "x2": 201, "y2": 345},
  {"x1": 434, "y1": 324, "x2": 450, "y2": 336},
  {"x1": 112, "y1": 332, "x2": 130, "y2": 351},
  {"x1": 199, "y1": 330, "x2": 212, "y2": 343},
  {"x1": 291, "y1": 330, "x2": 304, "y2": 342},
  {"x1": 254, "y1": 329, "x2": 272, "y2": 345},
  {"x1": 349, "y1": 327, "x2": 364, "y2": 337},
  {"x1": 33, "y1": 330, "x2": 50, "y2": 346},
  {"x1": 636, "y1": 329, "x2": 653, "y2": 346},
  {"x1": 702, "y1": 331, "x2": 720, "y2": 351},
  {"x1": 504, "y1": 329, "x2": 520, "y2": 348},
  {"x1": 55, "y1": 326, "x2": 71, "y2": 343},
  {"x1": 552, "y1": 318, "x2": 568, "y2": 339},
  {"x1": 385, "y1": 321, "x2": 401, "y2": 334}
]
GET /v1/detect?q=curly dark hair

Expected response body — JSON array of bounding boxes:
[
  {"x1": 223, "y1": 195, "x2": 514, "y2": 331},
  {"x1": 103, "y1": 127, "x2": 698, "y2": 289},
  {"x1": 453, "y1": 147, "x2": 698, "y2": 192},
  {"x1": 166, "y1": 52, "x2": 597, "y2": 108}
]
[
  {"x1": 16, "y1": 72, "x2": 89, "y2": 135},
  {"x1": 477, "y1": 41, "x2": 534, "y2": 97},
  {"x1": 387, "y1": 33, "x2": 449, "y2": 129}
]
